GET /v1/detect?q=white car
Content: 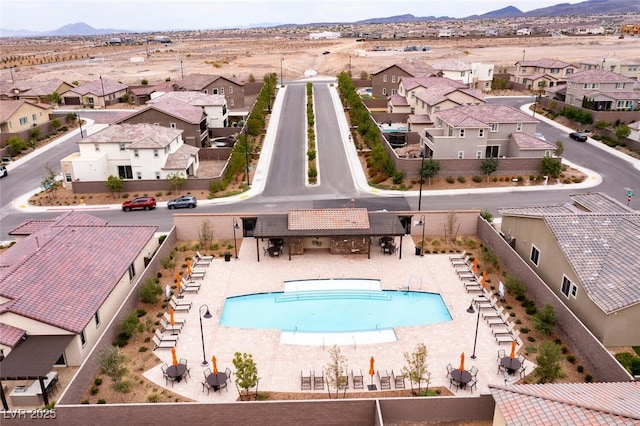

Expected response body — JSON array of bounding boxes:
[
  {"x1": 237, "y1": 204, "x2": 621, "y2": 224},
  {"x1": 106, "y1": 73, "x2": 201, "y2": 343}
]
[
  {"x1": 0, "y1": 165, "x2": 7, "y2": 178},
  {"x1": 535, "y1": 132, "x2": 546, "y2": 141}
]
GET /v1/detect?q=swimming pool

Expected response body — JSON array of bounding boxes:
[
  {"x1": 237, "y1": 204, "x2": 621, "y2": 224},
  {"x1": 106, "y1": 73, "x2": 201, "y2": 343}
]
[{"x1": 219, "y1": 289, "x2": 452, "y2": 333}]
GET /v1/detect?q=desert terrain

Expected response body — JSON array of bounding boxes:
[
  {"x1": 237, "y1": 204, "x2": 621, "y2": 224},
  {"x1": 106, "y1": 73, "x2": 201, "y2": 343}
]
[{"x1": 3, "y1": 34, "x2": 640, "y2": 86}]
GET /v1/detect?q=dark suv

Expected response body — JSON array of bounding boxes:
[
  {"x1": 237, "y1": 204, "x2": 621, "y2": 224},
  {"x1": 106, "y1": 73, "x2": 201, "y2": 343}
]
[
  {"x1": 122, "y1": 197, "x2": 156, "y2": 211},
  {"x1": 167, "y1": 195, "x2": 197, "y2": 209}
]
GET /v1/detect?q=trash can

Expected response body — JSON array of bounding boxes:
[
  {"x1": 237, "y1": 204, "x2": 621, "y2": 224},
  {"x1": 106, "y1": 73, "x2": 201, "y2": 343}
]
[
  {"x1": 224, "y1": 252, "x2": 231, "y2": 262},
  {"x1": 415, "y1": 246, "x2": 422, "y2": 256}
]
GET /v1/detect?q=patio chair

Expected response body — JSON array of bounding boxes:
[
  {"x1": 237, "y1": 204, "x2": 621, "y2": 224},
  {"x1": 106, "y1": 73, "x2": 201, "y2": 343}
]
[
  {"x1": 313, "y1": 370, "x2": 324, "y2": 390},
  {"x1": 203, "y1": 368, "x2": 212, "y2": 379},
  {"x1": 446, "y1": 363, "x2": 453, "y2": 378},
  {"x1": 449, "y1": 377, "x2": 460, "y2": 392},
  {"x1": 392, "y1": 370, "x2": 405, "y2": 389},
  {"x1": 225, "y1": 367, "x2": 232, "y2": 382},
  {"x1": 496, "y1": 349, "x2": 506, "y2": 362},
  {"x1": 180, "y1": 280, "x2": 201, "y2": 294},
  {"x1": 154, "y1": 329, "x2": 178, "y2": 343},
  {"x1": 171, "y1": 295, "x2": 192, "y2": 308},
  {"x1": 152, "y1": 335, "x2": 176, "y2": 351},
  {"x1": 378, "y1": 370, "x2": 391, "y2": 390},
  {"x1": 180, "y1": 358, "x2": 191, "y2": 378},
  {"x1": 301, "y1": 371, "x2": 312, "y2": 390},
  {"x1": 519, "y1": 365, "x2": 527, "y2": 379},
  {"x1": 202, "y1": 380, "x2": 212, "y2": 395},
  {"x1": 482, "y1": 305, "x2": 504, "y2": 321},
  {"x1": 352, "y1": 369, "x2": 364, "y2": 389},
  {"x1": 196, "y1": 251, "x2": 214, "y2": 261},
  {"x1": 163, "y1": 312, "x2": 186, "y2": 326},
  {"x1": 492, "y1": 321, "x2": 515, "y2": 337},
  {"x1": 169, "y1": 300, "x2": 190, "y2": 313},
  {"x1": 470, "y1": 366, "x2": 479, "y2": 379},
  {"x1": 194, "y1": 254, "x2": 212, "y2": 267},
  {"x1": 159, "y1": 318, "x2": 183, "y2": 334},
  {"x1": 487, "y1": 312, "x2": 510, "y2": 328},
  {"x1": 468, "y1": 377, "x2": 478, "y2": 393}
]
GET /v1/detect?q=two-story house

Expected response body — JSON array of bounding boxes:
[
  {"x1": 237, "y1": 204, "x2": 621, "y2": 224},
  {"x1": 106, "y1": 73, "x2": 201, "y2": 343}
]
[
  {"x1": 148, "y1": 91, "x2": 228, "y2": 129},
  {"x1": 0, "y1": 100, "x2": 52, "y2": 134},
  {"x1": 423, "y1": 104, "x2": 553, "y2": 159},
  {"x1": 499, "y1": 193, "x2": 640, "y2": 346},
  {"x1": 370, "y1": 63, "x2": 441, "y2": 98},
  {"x1": 432, "y1": 60, "x2": 495, "y2": 92},
  {"x1": 115, "y1": 98, "x2": 208, "y2": 147},
  {"x1": 172, "y1": 73, "x2": 245, "y2": 110},
  {"x1": 560, "y1": 69, "x2": 640, "y2": 111},
  {"x1": 60, "y1": 123, "x2": 199, "y2": 187},
  {"x1": 62, "y1": 78, "x2": 128, "y2": 108},
  {"x1": 0, "y1": 79, "x2": 75, "y2": 104},
  {"x1": 578, "y1": 56, "x2": 640, "y2": 80},
  {"x1": 512, "y1": 58, "x2": 578, "y2": 90}
]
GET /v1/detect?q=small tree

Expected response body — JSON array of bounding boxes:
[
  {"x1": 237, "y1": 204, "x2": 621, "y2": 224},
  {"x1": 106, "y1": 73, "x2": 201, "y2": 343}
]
[
  {"x1": 480, "y1": 158, "x2": 499, "y2": 182},
  {"x1": 198, "y1": 220, "x2": 214, "y2": 250},
  {"x1": 541, "y1": 157, "x2": 562, "y2": 178},
  {"x1": 445, "y1": 210, "x2": 458, "y2": 242},
  {"x1": 534, "y1": 341, "x2": 563, "y2": 383},
  {"x1": 554, "y1": 141, "x2": 564, "y2": 157},
  {"x1": 615, "y1": 123, "x2": 630, "y2": 142},
  {"x1": 504, "y1": 274, "x2": 526, "y2": 299},
  {"x1": 402, "y1": 342, "x2": 430, "y2": 396},
  {"x1": 6, "y1": 136, "x2": 26, "y2": 156},
  {"x1": 105, "y1": 175, "x2": 124, "y2": 198},
  {"x1": 41, "y1": 162, "x2": 61, "y2": 199},
  {"x1": 50, "y1": 118, "x2": 62, "y2": 130},
  {"x1": 531, "y1": 304, "x2": 556, "y2": 335},
  {"x1": 421, "y1": 159, "x2": 441, "y2": 185},
  {"x1": 232, "y1": 352, "x2": 259, "y2": 400},
  {"x1": 166, "y1": 172, "x2": 186, "y2": 195},
  {"x1": 325, "y1": 345, "x2": 348, "y2": 399},
  {"x1": 96, "y1": 346, "x2": 130, "y2": 392}
]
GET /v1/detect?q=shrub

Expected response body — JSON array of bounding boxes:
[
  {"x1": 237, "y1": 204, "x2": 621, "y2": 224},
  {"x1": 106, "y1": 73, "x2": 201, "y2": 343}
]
[
  {"x1": 90, "y1": 386, "x2": 99, "y2": 395},
  {"x1": 534, "y1": 341, "x2": 564, "y2": 383},
  {"x1": 504, "y1": 275, "x2": 526, "y2": 298},
  {"x1": 585, "y1": 375, "x2": 593, "y2": 383},
  {"x1": 527, "y1": 336, "x2": 536, "y2": 342},
  {"x1": 472, "y1": 175, "x2": 482, "y2": 183},
  {"x1": 531, "y1": 304, "x2": 556, "y2": 335},
  {"x1": 140, "y1": 278, "x2": 163, "y2": 304},
  {"x1": 577, "y1": 365, "x2": 584, "y2": 373},
  {"x1": 94, "y1": 378, "x2": 103, "y2": 386},
  {"x1": 566, "y1": 355, "x2": 576, "y2": 364},
  {"x1": 520, "y1": 327, "x2": 529, "y2": 333},
  {"x1": 445, "y1": 176, "x2": 455, "y2": 184},
  {"x1": 139, "y1": 346, "x2": 148, "y2": 353},
  {"x1": 525, "y1": 305, "x2": 538, "y2": 315},
  {"x1": 147, "y1": 393, "x2": 161, "y2": 403},
  {"x1": 97, "y1": 399, "x2": 106, "y2": 404},
  {"x1": 457, "y1": 176, "x2": 466, "y2": 183}
]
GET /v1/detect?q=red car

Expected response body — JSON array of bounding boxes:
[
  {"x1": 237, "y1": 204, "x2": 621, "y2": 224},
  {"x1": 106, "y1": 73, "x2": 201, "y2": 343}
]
[{"x1": 122, "y1": 196, "x2": 156, "y2": 212}]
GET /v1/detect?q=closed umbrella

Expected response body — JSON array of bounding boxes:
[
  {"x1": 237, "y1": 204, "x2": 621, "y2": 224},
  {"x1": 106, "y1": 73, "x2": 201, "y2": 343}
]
[
  {"x1": 169, "y1": 308, "x2": 175, "y2": 326},
  {"x1": 369, "y1": 356, "x2": 375, "y2": 385},
  {"x1": 510, "y1": 340, "x2": 517, "y2": 359},
  {"x1": 175, "y1": 272, "x2": 181, "y2": 285},
  {"x1": 187, "y1": 259, "x2": 192, "y2": 275},
  {"x1": 171, "y1": 347, "x2": 178, "y2": 366},
  {"x1": 481, "y1": 271, "x2": 487, "y2": 288},
  {"x1": 459, "y1": 352, "x2": 465, "y2": 371},
  {"x1": 472, "y1": 258, "x2": 478, "y2": 273},
  {"x1": 212, "y1": 355, "x2": 218, "y2": 375}
]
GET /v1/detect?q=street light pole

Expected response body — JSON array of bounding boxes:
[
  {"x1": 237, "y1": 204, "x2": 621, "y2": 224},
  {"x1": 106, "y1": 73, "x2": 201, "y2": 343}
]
[
  {"x1": 280, "y1": 57, "x2": 283, "y2": 86},
  {"x1": 99, "y1": 76, "x2": 106, "y2": 109},
  {"x1": 467, "y1": 302, "x2": 480, "y2": 359},
  {"x1": 348, "y1": 54, "x2": 352, "y2": 77},
  {"x1": 199, "y1": 304, "x2": 212, "y2": 366},
  {"x1": 418, "y1": 149, "x2": 425, "y2": 211},
  {"x1": 233, "y1": 218, "x2": 240, "y2": 259},
  {"x1": 76, "y1": 112, "x2": 84, "y2": 138}
]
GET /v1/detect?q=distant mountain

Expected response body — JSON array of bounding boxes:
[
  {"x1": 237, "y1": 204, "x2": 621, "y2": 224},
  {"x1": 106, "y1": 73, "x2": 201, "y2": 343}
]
[
  {"x1": 354, "y1": 14, "x2": 452, "y2": 25},
  {"x1": 522, "y1": 0, "x2": 640, "y2": 17},
  {"x1": 45, "y1": 22, "x2": 109, "y2": 36},
  {"x1": 468, "y1": 6, "x2": 524, "y2": 19}
]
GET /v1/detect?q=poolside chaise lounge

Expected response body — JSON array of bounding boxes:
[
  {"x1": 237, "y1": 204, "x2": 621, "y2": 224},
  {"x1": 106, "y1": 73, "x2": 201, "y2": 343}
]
[
  {"x1": 301, "y1": 371, "x2": 311, "y2": 390},
  {"x1": 152, "y1": 335, "x2": 177, "y2": 351},
  {"x1": 179, "y1": 279, "x2": 201, "y2": 294},
  {"x1": 313, "y1": 370, "x2": 324, "y2": 390},
  {"x1": 159, "y1": 317, "x2": 183, "y2": 334},
  {"x1": 163, "y1": 312, "x2": 186, "y2": 326},
  {"x1": 392, "y1": 370, "x2": 405, "y2": 389},
  {"x1": 492, "y1": 321, "x2": 515, "y2": 337},
  {"x1": 352, "y1": 370, "x2": 364, "y2": 389},
  {"x1": 378, "y1": 370, "x2": 391, "y2": 390},
  {"x1": 487, "y1": 311, "x2": 510, "y2": 328},
  {"x1": 169, "y1": 300, "x2": 191, "y2": 312},
  {"x1": 196, "y1": 251, "x2": 213, "y2": 261},
  {"x1": 497, "y1": 330, "x2": 520, "y2": 345},
  {"x1": 171, "y1": 295, "x2": 192, "y2": 308},
  {"x1": 154, "y1": 329, "x2": 178, "y2": 342}
]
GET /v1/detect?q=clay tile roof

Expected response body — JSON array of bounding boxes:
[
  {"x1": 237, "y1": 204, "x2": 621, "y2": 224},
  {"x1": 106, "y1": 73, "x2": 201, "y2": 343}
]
[
  {"x1": 163, "y1": 144, "x2": 199, "y2": 170},
  {"x1": 511, "y1": 132, "x2": 556, "y2": 150},
  {"x1": 0, "y1": 323, "x2": 27, "y2": 348},
  {"x1": 150, "y1": 91, "x2": 226, "y2": 106},
  {"x1": 436, "y1": 104, "x2": 536, "y2": 127},
  {"x1": 389, "y1": 94, "x2": 408, "y2": 106},
  {"x1": 288, "y1": 209, "x2": 370, "y2": 231},
  {"x1": 143, "y1": 98, "x2": 205, "y2": 124},
  {"x1": 78, "y1": 123, "x2": 182, "y2": 148},
  {"x1": 568, "y1": 69, "x2": 636, "y2": 83}
]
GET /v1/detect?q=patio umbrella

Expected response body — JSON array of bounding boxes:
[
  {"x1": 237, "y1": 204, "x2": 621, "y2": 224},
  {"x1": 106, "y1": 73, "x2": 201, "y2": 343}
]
[
  {"x1": 187, "y1": 259, "x2": 192, "y2": 275},
  {"x1": 369, "y1": 356, "x2": 375, "y2": 384},
  {"x1": 481, "y1": 271, "x2": 487, "y2": 288},
  {"x1": 472, "y1": 258, "x2": 478, "y2": 273},
  {"x1": 212, "y1": 356, "x2": 218, "y2": 375},
  {"x1": 175, "y1": 271, "x2": 181, "y2": 285},
  {"x1": 459, "y1": 352, "x2": 465, "y2": 371},
  {"x1": 510, "y1": 340, "x2": 517, "y2": 359},
  {"x1": 171, "y1": 347, "x2": 178, "y2": 366},
  {"x1": 169, "y1": 308, "x2": 175, "y2": 326}
]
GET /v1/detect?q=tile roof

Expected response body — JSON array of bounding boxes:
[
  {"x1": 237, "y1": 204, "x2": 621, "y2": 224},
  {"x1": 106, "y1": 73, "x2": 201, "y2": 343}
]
[
  {"x1": 490, "y1": 382, "x2": 640, "y2": 424},
  {"x1": 400, "y1": 76, "x2": 467, "y2": 92},
  {"x1": 510, "y1": 132, "x2": 556, "y2": 150},
  {"x1": 389, "y1": 94, "x2": 409, "y2": 106},
  {"x1": 78, "y1": 123, "x2": 182, "y2": 148},
  {"x1": 0, "y1": 322, "x2": 27, "y2": 348},
  {"x1": 0, "y1": 100, "x2": 50, "y2": 123},
  {"x1": 436, "y1": 104, "x2": 537, "y2": 127},
  {"x1": 571, "y1": 192, "x2": 634, "y2": 214},
  {"x1": 150, "y1": 91, "x2": 226, "y2": 106},
  {"x1": 432, "y1": 59, "x2": 472, "y2": 72},
  {"x1": 72, "y1": 78, "x2": 127, "y2": 96},
  {"x1": 20, "y1": 79, "x2": 73, "y2": 96},
  {"x1": 288, "y1": 209, "x2": 370, "y2": 231},
  {"x1": 568, "y1": 69, "x2": 636, "y2": 83},
  {"x1": 173, "y1": 73, "x2": 242, "y2": 90},
  {"x1": 7, "y1": 211, "x2": 107, "y2": 236},
  {"x1": 0, "y1": 214, "x2": 157, "y2": 333},
  {"x1": 163, "y1": 144, "x2": 199, "y2": 170},
  {"x1": 141, "y1": 98, "x2": 205, "y2": 124},
  {"x1": 408, "y1": 114, "x2": 433, "y2": 124},
  {"x1": 518, "y1": 58, "x2": 574, "y2": 69},
  {"x1": 414, "y1": 85, "x2": 484, "y2": 106}
]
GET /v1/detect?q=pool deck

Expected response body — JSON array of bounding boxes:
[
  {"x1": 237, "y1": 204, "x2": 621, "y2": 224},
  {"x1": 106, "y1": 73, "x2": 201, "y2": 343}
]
[{"x1": 143, "y1": 238, "x2": 533, "y2": 402}]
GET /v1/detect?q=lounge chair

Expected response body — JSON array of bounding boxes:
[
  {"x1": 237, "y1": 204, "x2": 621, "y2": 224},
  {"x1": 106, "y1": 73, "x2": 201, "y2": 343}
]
[
  {"x1": 313, "y1": 370, "x2": 324, "y2": 390},
  {"x1": 163, "y1": 312, "x2": 186, "y2": 326},
  {"x1": 492, "y1": 321, "x2": 515, "y2": 337},
  {"x1": 351, "y1": 369, "x2": 364, "y2": 389},
  {"x1": 152, "y1": 335, "x2": 176, "y2": 351},
  {"x1": 465, "y1": 281, "x2": 483, "y2": 293},
  {"x1": 448, "y1": 250, "x2": 467, "y2": 261},
  {"x1": 160, "y1": 318, "x2": 183, "y2": 334},
  {"x1": 497, "y1": 330, "x2": 520, "y2": 345},
  {"x1": 169, "y1": 300, "x2": 190, "y2": 313},
  {"x1": 154, "y1": 329, "x2": 178, "y2": 342},
  {"x1": 475, "y1": 295, "x2": 497, "y2": 310},
  {"x1": 188, "y1": 270, "x2": 206, "y2": 280},
  {"x1": 483, "y1": 305, "x2": 505, "y2": 321},
  {"x1": 487, "y1": 312, "x2": 510, "y2": 328},
  {"x1": 194, "y1": 254, "x2": 212, "y2": 267},
  {"x1": 392, "y1": 369, "x2": 405, "y2": 389},
  {"x1": 179, "y1": 279, "x2": 201, "y2": 294},
  {"x1": 196, "y1": 251, "x2": 213, "y2": 261},
  {"x1": 301, "y1": 371, "x2": 312, "y2": 390},
  {"x1": 378, "y1": 370, "x2": 391, "y2": 390},
  {"x1": 171, "y1": 295, "x2": 192, "y2": 309}
]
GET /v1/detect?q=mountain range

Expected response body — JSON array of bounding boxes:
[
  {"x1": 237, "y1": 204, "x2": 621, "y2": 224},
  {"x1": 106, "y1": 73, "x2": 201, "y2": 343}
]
[{"x1": 1, "y1": 0, "x2": 639, "y2": 37}]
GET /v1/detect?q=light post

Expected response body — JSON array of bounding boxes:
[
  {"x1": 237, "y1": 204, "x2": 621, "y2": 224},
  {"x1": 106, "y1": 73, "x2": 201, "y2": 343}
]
[
  {"x1": 416, "y1": 215, "x2": 425, "y2": 256},
  {"x1": 76, "y1": 112, "x2": 84, "y2": 138},
  {"x1": 99, "y1": 75, "x2": 106, "y2": 109},
  {"x1": 280, "y1": 57, "x2": 283, "y2": 86},
  {"x1": 532, "y1": 94, "x2": 537, "y2": 118},
  {"x1": 198, "y1": 304, "x2": 212, "y2": 366},
  {"x1": 418, "y1": 148, "x2": 425, "y2": 211},
  {"x1": 466, "y1": 302, "x2": 480, "y2": 360},
  {"x1": 348, "y1": 54, "x2": 352, "y2": 77},
  {"x1": 233, "y1": 218, "x2": 240, "y2": 259}
]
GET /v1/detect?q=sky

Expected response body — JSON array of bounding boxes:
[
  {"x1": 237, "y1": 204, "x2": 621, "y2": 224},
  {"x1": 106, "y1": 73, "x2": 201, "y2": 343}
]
[{"x1": 1, "y1": 0, "x2": 581, "y2": 32}]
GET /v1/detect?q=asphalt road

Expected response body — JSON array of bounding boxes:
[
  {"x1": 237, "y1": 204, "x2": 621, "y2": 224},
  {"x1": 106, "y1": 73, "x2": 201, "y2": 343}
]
[{"x1": 1, "y1": 91, "x2": 638, "y2": 240}]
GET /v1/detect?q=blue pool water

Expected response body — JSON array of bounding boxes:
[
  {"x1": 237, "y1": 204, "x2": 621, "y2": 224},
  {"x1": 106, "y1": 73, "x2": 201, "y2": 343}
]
[{"x1": 219, "y1": 290, "x2": 452, "y2": 333}]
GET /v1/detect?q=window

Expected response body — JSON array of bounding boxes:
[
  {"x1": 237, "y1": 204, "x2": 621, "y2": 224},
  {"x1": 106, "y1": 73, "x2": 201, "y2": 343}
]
[
  {"x1": 516, "y1": 123, "x2": 522, "y2": 131},
  {"x1": 490, "y1": 123, "x2": 498, "y2": 132},
  {"x1": 212, "y1": 88, "x2": 218, "y2": 94},
  {"x1": 119, "y1": 143, "x2": 126, "y2": 151},
  {"x1": 19, "y1": 117, "x2": 28, "y2": 125},
  {"x1": 485, "y1": 146, "x2": 499, "y2": 158},
  {"x1": 229, "y1": 86, "x2": 233, "y2": 93},
  {"x1": 460, "y1": 71, "x2": 465, "y2": 77},
  {"x1": 520, "y1": 66, "x2": 527, "y2": 73},
  {"x1": 204, "y1": 89, "x2": 208, "y2": 94},
  {"x1": 478, "y1": 129, "x2": 485, "y2": 137},
  {"x1": 118, "y1": 165, "x2": 133, "y2": 179},
  {"x1": 382, "y1": 88, "x2": 387, "y2": 96},
  {"x1": 476, "y1": 151, "x2": 482, "y2": 159},
  {"x1": 220, "y1": 87, "x2": 224, "y2": 95},
  {"x1": 571, "y1": 285, "x2": 578, "y2": 298},
  {"x1": 32, "y1": 113, "x2": 37, "y2": 121},
  {"x1": 550, "y1": 68, "x2": 559, "y2": 74},
  {"x1": 544, "y1": 150, "x2": 551, "y2": 157},
  {"x1": 230, "y1": 99, "x2": 235, "y2": 107},
  {"x1": 94, "y1": 144, "x2": 100, "y2": 152},
  {"x1": 457, "y1": 151, "x2": 464, "y2": 159},
  {"x1": 615, "y1": 82, "x2": 624, "y2": 89},
  {"x1": 566, "y1": 68, "x2": 574, "y2": 74},
  {"x1": 170, "y1": 123, "x2": 176, "y2": 129},
  {"x1": 153, "y1": 149, "x2": 159, "y2": 158},
  {"x1": 155, "y1": 172, "x2": 161, "y2": 179},
  {"x1": 459, "y1": 129, "x2": 465, "y2": 138},
  {"x1": 136, "y1": 172, "x2": 142, "y2": 180},
  {"x1": 391, "y1": 75, "x2": 396, "y2": 83},
  {"x1": 80, "y1": 330, "x2": 87, "y2": 347},
  {"x1": 391, "y1": 89, "x2": 396, "y2": 95},
  {"x1": 383, "y1": 75, "x2": 388, "y2": 82},
  {"x1": 153, "y1": 123, "x2": 159, "y2": 126},
  {"x1": 128, "y1": 263, "x2": 136, "y2": 280},
  {"x1": 94, "y1": 311, "x2": 101, "y2": 327},
  {"x1": 530, "y1": 245, "x2": 540, "y2": 266},
  {"x1": 134, "y1": 150, "x2": 139, "y2": 158},
  {"x1": 537, "y1": 81, "x2": 546, "y2": 87},
  {"x1": 561, "y1": 276, "x2": 571, "y2": 298}
]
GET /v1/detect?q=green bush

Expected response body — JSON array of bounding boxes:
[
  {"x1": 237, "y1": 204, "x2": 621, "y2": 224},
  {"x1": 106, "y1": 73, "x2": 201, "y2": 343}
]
[
  {"x1": 585, "y1": 375, "x2": 593, "y2": 383},
  {"x1": 577, "y1": 365, "x2": 584, "y2": 373},
  {"x1": 615, "y1": 352, "x2": 640, "y2": 375},
  {"x1": 445, "y1": 176, "x2": 455, "y2": 184},
  {"x1": 457, "y1": 176, "x2": 466, "y2": 183},
  {"x1": 504, "y1": 274, "x2": 526, "y2": 298},
  {"x1": 566, "y1": 355, "x2": 576, "y2": 364},
  {"x1": 97, "y1": 399, "x2": 106, "y2": 404},
  {"x1": 531, "y1": 304, "x2": 556, "y2": 335},
  {"x1": 472, "y1": 175, "x2": 482, "y2": 183},
  {"x1": 90, "y1": 386, "x2": 99, "y2": 395},
  {"x1": 140, "y1": 278, "x2": 163, "y2": 304},
  {"x1": 94, "y1": 378, "x2": 103, "y2": 386}
]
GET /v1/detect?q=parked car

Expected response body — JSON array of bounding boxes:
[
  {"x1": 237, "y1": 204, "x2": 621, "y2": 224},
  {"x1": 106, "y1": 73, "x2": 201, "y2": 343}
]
[
  {"x1": 535, "y1": 132, "x2": 546, "y2": 141},
  {"x1": 0, "y1": 165, "x2": 7, "y2": 178},
  {"x1": 569, "y1": 132, "x2": 588, "y2": 142},
  {"x1": 210, "y1": 137, "x2": 229, "y2": 148},
  {"x1": 167, "y1": 195, "x2": 197, "y2": 209},
  {"x1": 122, "y1": 196, "x2": 156, "y2": 211}
]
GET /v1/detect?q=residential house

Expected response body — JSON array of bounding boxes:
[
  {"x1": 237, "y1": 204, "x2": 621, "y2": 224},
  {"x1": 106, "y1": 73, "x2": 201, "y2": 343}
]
[
  {"x1": 0, "y1": 100, "x2": 52, "y2": 134},
  {"x1": 172, "y1": 73, "x2": 245, "y2": 110},
  {"x1": 128, "y1": 81, "x2": 174, "y2": 106},
  {"x1": 370, "y1": 63, "x2": 441, "y2": 98},
  {"x1": 512, "y1": 58, "x2": 578, "y2": 90},
  {"x1": 574, "y1": 25, "x2": 605, "y2": 35},
  {"x1": 555, "y1": 69, "x2": 640, "y2": 111},
  {"x1": 62, "y1": 78, "x2": 128, "y2": 108},
  {"x1": 423, "y1": 104, "x2": 552, "y2": 159},
  {"x1": 498, "y1": 193, "x2": 640, "y2": 346},
  {"x1": 115, "y1": 98, "x2": 208, "y2": 147},
  {"x1": 578, "y1": 56, "x2": 640, "y2": 80},
  {"x1": 516, "y1": 28, "x2": 531, "y2": 36},
  {"x1": 149, "y1": 91, "x2": 228, "y2": 129},
  {"x1": 60, "y1": 123, "x2": 199, "y2": 187},
  {"x1": 0, "y1": 79, "x2": 75, "y2": 104},
  {"x1": 0, "y1": 211, "x2": 158, "y2": 366},
  {"x1": 490, "y1": 382, "x2": 640, "y2": 424}
]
